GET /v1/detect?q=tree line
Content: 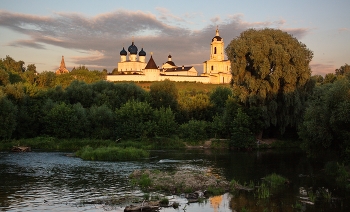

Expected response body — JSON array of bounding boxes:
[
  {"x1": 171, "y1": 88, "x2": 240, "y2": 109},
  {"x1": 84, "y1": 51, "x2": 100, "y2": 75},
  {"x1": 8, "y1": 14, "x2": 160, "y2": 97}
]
[{"x1": 1, "y1": 28, "x2": 350, "y2": 163}]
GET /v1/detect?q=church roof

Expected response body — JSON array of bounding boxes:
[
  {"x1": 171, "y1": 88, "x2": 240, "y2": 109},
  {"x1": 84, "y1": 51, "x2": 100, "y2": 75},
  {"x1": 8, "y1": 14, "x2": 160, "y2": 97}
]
[
  {"x1": 128, "y1": 41, "x2": 138, "y2": 54},
  {"x1": 139, "y1": 48, "x2": 146, "y2": 56},
  {"x1": 120, "y1": 47, "x2": 127, "y2": 55},
  {"x1": 145, "y1": 55, "x2": 158, "y2": 69},
  {"x1": 212, "y1": 27, "x2": 222, "y2": 42},
  {"x1": 165, "y1": 61, "x2": 176, "y2": 66},
  {"x1": 163, "y1": 66, "x2": 193, "y2": 72},
  {"x1": 212, "y1": 36, "x2": 222, "y2": 41}
]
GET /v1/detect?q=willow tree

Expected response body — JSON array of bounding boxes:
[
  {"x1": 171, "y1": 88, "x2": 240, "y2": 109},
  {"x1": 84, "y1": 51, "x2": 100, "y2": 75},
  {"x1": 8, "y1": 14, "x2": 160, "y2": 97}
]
[{"x1": 226, "y1": 28, "x2": 314, "y2": 135}]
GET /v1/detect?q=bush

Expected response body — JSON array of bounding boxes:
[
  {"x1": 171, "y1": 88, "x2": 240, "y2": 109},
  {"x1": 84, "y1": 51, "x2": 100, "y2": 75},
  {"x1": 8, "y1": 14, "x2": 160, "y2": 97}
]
[
  {"x1": 179, "y1": 120, "x2": 209, "y2": 142},
  {"x1": 263, "y1": 173, "x2": 287, "y2": 189}
]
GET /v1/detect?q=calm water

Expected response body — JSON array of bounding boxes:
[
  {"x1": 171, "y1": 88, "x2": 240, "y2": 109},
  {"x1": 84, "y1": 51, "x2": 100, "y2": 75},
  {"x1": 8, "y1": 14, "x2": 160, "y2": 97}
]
[{"x1": 0, "y1": 149, "x2": 348, "y2": 212}]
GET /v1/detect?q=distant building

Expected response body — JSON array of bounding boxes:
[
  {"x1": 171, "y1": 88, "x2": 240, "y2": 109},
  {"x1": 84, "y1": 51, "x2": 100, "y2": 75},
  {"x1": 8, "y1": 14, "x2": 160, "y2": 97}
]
[
  {"x1": 201, "y1": 27, "x2": 232, "y2": 84},
  {"x1": 107, "y1": 27, "x2": 231, "y2": 84},
  {"x1": 160, "y1": 55, "x2": 198, "y2": 76},
  {"x1": 55, "y1": 56, "x2": 69, "y2": 75},
  {"x1": 117, "y1": 39, "x2": 147, "y2": 74}
]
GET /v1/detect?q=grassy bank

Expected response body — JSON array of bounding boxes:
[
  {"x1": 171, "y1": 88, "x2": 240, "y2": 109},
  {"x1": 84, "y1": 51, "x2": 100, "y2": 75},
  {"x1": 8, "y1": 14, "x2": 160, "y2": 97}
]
[
  {"x1": 0, "y1": 136, "x2": 186, "y2": 152},
  {"x1": 75, "y1": 146, "x2": 149, "y2": 161}
]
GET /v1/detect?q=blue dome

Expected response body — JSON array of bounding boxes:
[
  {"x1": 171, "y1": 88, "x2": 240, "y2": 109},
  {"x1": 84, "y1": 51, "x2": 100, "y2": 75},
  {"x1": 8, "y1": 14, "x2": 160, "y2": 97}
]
[
  {"x1": 139, "y1": 48, "x2": 146, "y2": 56},
  {"x1": 120, "y1": 47, "x2": 127, "y2": 56},
  {"x1": 128, "y1": 42, "x2": 138, "y2": 55}
]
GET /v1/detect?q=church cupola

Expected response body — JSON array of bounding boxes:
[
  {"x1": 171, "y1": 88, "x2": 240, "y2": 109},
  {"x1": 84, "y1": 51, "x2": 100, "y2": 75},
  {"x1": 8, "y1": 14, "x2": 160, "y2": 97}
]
[
  {"x1": 139, "y1": 48, "x2": 146, "y2": 62},
  {"x1": 120, "y1": 47, "x2": 127, "y2": 62},
  {"x1": 128, "y1": 41, "x2": 138, "y2": 55},
  {"x1": 139, "y1": 48, "x2": 146, "y2": 56},
  {"x1": 120, "y1": 47, "x2": 127, "y2": 56},
  {"x1": 212, "y1": 27, "x2": 223, "y2": 42},
  {"x1": 128, "y1": 40, "x2": 138, "y2": 62}
]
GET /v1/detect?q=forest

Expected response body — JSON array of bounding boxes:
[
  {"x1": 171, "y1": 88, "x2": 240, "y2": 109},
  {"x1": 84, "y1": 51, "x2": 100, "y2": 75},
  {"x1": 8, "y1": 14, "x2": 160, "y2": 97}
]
[{"x1": 0, "y1": 28, "x2": 350, "y2": 165}]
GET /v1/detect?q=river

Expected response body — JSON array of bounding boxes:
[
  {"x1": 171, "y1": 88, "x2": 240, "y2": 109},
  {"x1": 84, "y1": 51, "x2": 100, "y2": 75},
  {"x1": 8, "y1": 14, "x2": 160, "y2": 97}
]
[{"x1": 0, "y1": 149, "x2": 348, "y2": 211}]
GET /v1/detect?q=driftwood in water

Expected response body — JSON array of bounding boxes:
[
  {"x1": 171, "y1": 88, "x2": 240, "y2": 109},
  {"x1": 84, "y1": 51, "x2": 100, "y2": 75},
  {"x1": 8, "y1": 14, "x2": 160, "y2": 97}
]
[
  {"x1": 11, "y1": 146, "x2": 31, "y2": 152},
  {"x1": 124, "y1": 205, "x2": 159, "y2": 212}
]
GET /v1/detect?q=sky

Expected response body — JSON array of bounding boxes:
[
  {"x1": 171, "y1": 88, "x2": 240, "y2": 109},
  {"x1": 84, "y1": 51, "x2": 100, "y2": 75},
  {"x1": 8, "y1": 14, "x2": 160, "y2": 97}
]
[{"x1": 0, "y1": 0, "x2": 349, "y2": 76}]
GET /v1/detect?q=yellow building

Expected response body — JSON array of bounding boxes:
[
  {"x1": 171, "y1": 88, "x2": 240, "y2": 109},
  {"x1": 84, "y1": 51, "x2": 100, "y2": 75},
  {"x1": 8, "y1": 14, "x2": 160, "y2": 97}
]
[{"x1": 202, "y1": 27, "x2": 232, "y2": 84}]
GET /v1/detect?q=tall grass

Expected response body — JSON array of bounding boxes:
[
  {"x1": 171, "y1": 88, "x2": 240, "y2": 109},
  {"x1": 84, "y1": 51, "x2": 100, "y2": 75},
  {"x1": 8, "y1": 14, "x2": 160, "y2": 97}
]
[
  {"x1": 263, "y1": 173, "x2": 287, "y2": 189},
  {"x1": 75, "y1": 146, "x2": 149, "y2": 161}
]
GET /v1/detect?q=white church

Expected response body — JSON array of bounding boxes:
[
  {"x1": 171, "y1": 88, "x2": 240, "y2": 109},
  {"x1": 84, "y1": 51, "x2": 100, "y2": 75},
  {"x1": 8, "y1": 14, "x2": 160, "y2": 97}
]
[{"x1": 106, "y1": 28, "x2": 232, "y2": 84}]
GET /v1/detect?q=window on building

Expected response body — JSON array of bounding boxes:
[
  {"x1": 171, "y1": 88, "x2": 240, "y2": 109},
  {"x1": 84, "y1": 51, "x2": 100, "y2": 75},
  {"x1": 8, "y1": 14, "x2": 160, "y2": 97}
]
[
  {"x1": 211, "y1": 66, "x2": 214, "y2": 71},
  {"x1": 214, "y1": 47, "x2": 217, "y2": 54}
]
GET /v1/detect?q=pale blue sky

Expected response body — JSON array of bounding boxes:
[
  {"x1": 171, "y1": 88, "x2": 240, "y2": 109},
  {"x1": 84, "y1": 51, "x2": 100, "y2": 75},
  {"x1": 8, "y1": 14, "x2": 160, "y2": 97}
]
[{"x1": 0, "y1": 0, "x2": 349, "y2": 75}]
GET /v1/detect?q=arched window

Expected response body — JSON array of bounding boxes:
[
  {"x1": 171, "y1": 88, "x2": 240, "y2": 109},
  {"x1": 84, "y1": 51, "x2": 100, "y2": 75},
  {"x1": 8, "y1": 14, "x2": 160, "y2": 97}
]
[
  {"x1": 211, "y1": 66, "x2": 214, "y2": 71},
  {"x1": 214, "y1": 47, "x2": 217, "y2": 54}
]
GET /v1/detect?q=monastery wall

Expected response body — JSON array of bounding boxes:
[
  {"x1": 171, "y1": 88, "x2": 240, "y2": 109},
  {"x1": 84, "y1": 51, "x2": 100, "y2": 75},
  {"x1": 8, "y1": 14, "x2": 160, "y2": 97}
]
[{"x1": 106, "y1": 74, "x2": 211, "y2": 83}]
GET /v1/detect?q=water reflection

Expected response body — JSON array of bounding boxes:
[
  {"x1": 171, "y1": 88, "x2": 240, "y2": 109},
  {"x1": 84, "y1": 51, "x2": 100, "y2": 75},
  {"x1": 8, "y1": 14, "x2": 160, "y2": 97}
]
[{"x1": 0, "y1": 149, "x2": 349, "y2": 211}]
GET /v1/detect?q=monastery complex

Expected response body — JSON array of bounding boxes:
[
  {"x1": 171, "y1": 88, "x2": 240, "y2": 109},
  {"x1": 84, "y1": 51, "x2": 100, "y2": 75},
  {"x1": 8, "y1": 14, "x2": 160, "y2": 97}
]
[
  {"x1": 107, "y1": 28, "x2": 231, "y2": 84},
  {"x1": 56, "y1": 28, "x2": 232, "y2": 84}
]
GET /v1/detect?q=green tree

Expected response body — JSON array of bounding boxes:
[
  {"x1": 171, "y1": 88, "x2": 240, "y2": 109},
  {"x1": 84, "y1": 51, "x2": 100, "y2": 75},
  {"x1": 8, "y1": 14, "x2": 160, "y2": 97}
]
[
  {"x1": 179, "y1": 120, "x2": 209, "y2": 142},
  {"x1": 311, "y1": 74, "x2": 324, "y2": 84},
  {"x1": 209, "y1": 86, "x2": 232, "y2": 115},
  {"x1": 226, "y1": 28, "x2": 313, "y2": 135},
  {"x1": 70, "y1": 103, "x2": 89, "y2": 138},
  {"x1": 178, "y1": 92, "x2": 212, "y2": 122},
  {"x1": 335, "y1": 63, "x2": 350, "y2": 76},
  {"x1": 0, "y1": 95, "x2": 18, "y2": 139},
  {"x1": 88, "y1": 104, "x2": 115, "y2": 139},
  {"x1": 153, "y1": 107, "x2": 178, "y2": 137},
  {"x1": 42, "y1": 102, "x2": 77, "y2": 138},
  {"x1": 26, "y1": 64, "x2": 36, "y2": 73},
  {"x1": 150, "y1": 79, "x2": 178, "y2": 111},
  {"x1": 115, "y1": 100, "x2": 155, "y2": 139},
  {"x1": 0, "y1": 69, "x2": 10, "y2": 86},
  {"x1": 230, "y1": 108, "x2": 256, "y2": 149},
  {"x1": 65, "y1": 80, "x2": 94, "y2": 107},
  {"x1": 299, "y1": 77, "x2": 350, "y2": 160},
  {"x1": 13, "y1": 96, "x2": 43, "y2": 138},
  {"x1": 91, "y1": 81, "x2": 148, "y2": 109},
  {"x1": 36, "y1": 71, "x2": 56, "y2": 88},
  {"x1": 1, "y1": 55, "x2": 25, "y2": 73},
  {"x1": 324, "y1": 73, "x2": 336, "y2": 84},
  {"x1": 22, "y1": 69, "x2": 37, "y2": 85},
  {"x1": 2, "y1": 83, "x2": 26, "y2": 103}
]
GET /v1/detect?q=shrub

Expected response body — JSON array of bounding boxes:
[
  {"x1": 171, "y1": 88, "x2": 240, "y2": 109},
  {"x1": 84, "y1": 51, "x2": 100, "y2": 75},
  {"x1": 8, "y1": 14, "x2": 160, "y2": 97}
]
[
  {"x1": 179, "y1": 120, "x2": 209, "y2": 142},
  {"x1": 263, "y1": 173, "x2": 287, "y2": 189}
]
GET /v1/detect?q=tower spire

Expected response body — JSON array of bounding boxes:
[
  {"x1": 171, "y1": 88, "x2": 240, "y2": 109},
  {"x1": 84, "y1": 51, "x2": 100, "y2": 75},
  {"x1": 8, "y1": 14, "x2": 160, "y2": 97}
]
[
  {"x1": 60, "y1": 56, "x2": 66, "y2": 69},
  {"x1": 216, "y1": 25, "x2": 219, "y2": 36}
]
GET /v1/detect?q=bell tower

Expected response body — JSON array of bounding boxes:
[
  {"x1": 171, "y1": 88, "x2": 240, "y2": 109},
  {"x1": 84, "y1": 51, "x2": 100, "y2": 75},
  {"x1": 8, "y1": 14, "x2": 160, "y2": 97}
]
[{"x1": 210, "y1": 26, "x2": 224, "y2": 61}]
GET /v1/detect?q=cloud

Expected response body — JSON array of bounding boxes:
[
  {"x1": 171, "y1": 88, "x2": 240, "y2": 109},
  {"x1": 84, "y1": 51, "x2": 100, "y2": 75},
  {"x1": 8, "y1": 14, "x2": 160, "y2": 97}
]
[
  {"x1": 7, "y1": 39, "x2": 46, "y2": 49},
  {"x1": 310, "y1": 62, "x2": 335, "y2": 76},
  {"x1": 0, "y1": 9, "x2": 314, "y2": 72},
  {"x1": 155, "y1": 7, "x2": 186, "y2": 23},
  {"x1": 338, "y1": 27, "x2": 349, "y2": 32},
  {"x1": 210, "y1": 16, "x2": 221, "y2": 23}
]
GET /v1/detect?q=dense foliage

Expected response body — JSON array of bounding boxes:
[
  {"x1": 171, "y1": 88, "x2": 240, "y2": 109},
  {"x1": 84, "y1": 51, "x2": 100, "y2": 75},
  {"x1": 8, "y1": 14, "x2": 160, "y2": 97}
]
[
  {"x1": 226, "y1": 28, "x2": 314, "y2": 136},
  {"x1": 299, "y1": 74, "x2": 350, "y2": 160}
]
